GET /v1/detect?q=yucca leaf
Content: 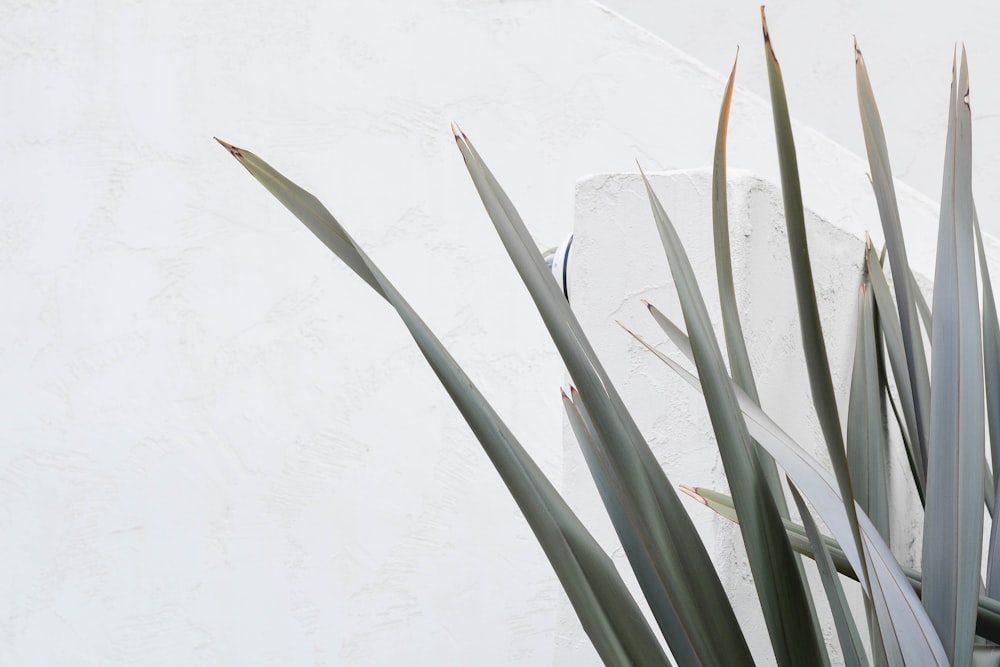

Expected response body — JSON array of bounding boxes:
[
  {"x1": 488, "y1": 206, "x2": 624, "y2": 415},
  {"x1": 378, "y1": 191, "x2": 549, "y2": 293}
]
[
  {"x1": 845, "y1": 277, "x2": 889, "y2": 667},
  {"x1": 761, "y1": 9, "x2": 850, "y2": 498},
  {"x1": 976, "y1": 208, "x2": 1000, "y2": 599},
  {"x1": 216, "y1": 139, "x2": 671, "y2": 666},
  {"x1": 977, "y1": 209, "x2": 1000, "y2": 500},
  {"x1": 846, "y1": 279, "x2": 890, "y2": 541},
  {"x1": 712, "y1": 54, "x2": 763, "y2": 410},
  {"x1": 686, "y1": 485, "x2": 1000, "y2": 644},
  {"x1": 451, "y1": 127, "x2": 754, "y2": 664},
  {"x1": 855, "y1": 41, "x2": 932, "y2": 472},
  {"x1": 923, "y1": 49, "x2": 984, "y2": 666},
  {"x1": 624, "y1": 320, "x2": 948, "y2": 664},
  {"x1": 911, "y1": 273, "x2": 934, "y2": 338},
  {"x1": 680, "y1": 484, "x2": 739, "y2": 522},
  {"x1": 712, "y1": 53, "x2": 809, "y2": 552},
  {"x1": 865, "y1": 243, "x2": 926, "y2": 496},
  {"x1": 713, "y1": 56, "x2": 750, "y2": 399},
  {"x1": 562, "y1": 389, "x2": 698, "y2": 667},
  {"x1": 789, "y1": 485, "x2": 869, "y2": 667},
  {"x1": 760, "y1": 29, "x2": 884, "y2": 651},
  {"x1": 642, "y1": 173, "x2": 826, "y2": 665},
  {"x1": 883, "y1": 374, "x2": 920, "y2": 498}
]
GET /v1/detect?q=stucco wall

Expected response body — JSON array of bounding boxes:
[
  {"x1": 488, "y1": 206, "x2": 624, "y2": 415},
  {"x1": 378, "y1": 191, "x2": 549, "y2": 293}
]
[
  {"x1": 3, "y1": 0, "x2": 997, "y2": 664},
  {"x1": 603, "y1": 0, "x2": 1000, "y2": 239}
]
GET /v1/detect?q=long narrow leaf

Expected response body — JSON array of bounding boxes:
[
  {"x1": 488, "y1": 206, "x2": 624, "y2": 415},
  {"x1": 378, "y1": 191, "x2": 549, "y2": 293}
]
[
  {"x1": 762, "y1": 9, "x2": 851, "y2": 504},
  {"x1": 451, "y1": 126, "x2": 754, "y2": 664},
  {"x1": 713, "y1": 57, "x2": 812, "y2": 603},
  {"x1": 976, "y1": 208, "x2": 1000, "y2": 599},
  {"x1": 865, "y1": 242, "x2": 926, "y2": 495},
  {"x1": 643, "y1": 173, "x2": 826, "y2": 665},
  {"x1": 562, "y1": 389, "x2": 698, "y2": 667},
  {"x1": 217, "y1": 139, "x2": 671, "y2": 666},
  {"x1": 624, "y1": 320, "x2": 948, "y2": 664},
  {"x1": 855, "y1": 40, "x2": 932, "y2": 472},
  {"x1": 923, "y1": 49, "x2": 984, "y2": 666},
  {"x1": 846, "y1": 280, "x2": 890, "y2": 541},
  {"x1": 686, "y1": 485, "x2": 1000, "y2": 644},
  {"x1": 789, "y1": 485, "x2": 869, "y2": 667}
]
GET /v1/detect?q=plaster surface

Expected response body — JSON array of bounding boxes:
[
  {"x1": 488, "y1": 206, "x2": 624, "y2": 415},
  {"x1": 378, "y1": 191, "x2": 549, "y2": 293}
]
[{"x1": 602, "y1": 0, "x2": 1000, "y2": 239}]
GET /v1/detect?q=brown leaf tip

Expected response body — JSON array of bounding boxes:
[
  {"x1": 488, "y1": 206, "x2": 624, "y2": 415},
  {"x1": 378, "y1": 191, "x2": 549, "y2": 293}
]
[
  {"x1": 760, "y1": 6, "x2": 770, "y2": 43},
  {"x1": 214, "y1": 137, "x2": 243, "y2": 160},
  {"x1": 679, "y1": 485, "x2": 707, "y2": 505},
  {"x1": 450, "y1": 121, "x2": 467, "y2": 142}
]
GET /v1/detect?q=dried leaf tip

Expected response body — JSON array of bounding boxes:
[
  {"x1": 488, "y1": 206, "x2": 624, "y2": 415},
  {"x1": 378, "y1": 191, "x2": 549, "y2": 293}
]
[
  {"x1": 961, "y1": 45, "x2": 971, "y2": 106},
  {"x1": 560, "y1": 387, "x2": 570, "y2": 400},
  {"x1": 680, "y1": 485, "x2": 707, "y2": 505},
  {"x1": 450, "y1": 121, "x2": 466, "y2": 141},
  {"x1": 214, "y1": 137, "x2": 243, "y2": 159},
  {"x1": 864, "y1": 230, "x2": 872, "y2": 251},
  {"x1": 853, "y1": 36, "x2": 862, "y2": 62},
  {"x1": 760, "y1": 6, "x2": 770, "y2": 43}
]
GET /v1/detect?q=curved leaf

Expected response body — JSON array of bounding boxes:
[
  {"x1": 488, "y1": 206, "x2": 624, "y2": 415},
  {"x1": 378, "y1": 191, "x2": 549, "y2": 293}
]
[
  {"x1": 855, "y1": 41, "x2": 932, "y2": 471},
  {"x1": 217, "y1": 139, "x2": 670, "y2": 666},
  {"x1": 642, "y1": 173, "x2": 827, "y2": 665},
  {"x1": 624, "y1": 319, "x2": 948, "y2": 664},
  {"x1": 451, "y1": 127, "x2": 753, "y2": 664}
]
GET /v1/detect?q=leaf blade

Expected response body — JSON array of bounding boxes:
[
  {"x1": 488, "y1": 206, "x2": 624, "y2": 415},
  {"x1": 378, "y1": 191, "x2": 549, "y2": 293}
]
[
  {"x1": 218, "y1": 139, "x2": 671, "y2": 666},
  {"x1": 451, "y1": 127, "x2": 753, "y2": 664},
  {"x1": 626, "y1": 321, "x2": 948, "y2": 664},
  {"x1": 643, "y1": 172, "x2": 827, "y2": 665},
  {"x1": 922, "y1": 50, "x2": 985, "y2": 666},
  {"x1": 854, "y1": 42, "x2": 932, "y2": 473}
]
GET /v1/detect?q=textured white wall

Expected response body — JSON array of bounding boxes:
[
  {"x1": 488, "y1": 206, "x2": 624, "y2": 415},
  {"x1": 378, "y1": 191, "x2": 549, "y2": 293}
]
[
  {"x1": 2, "y1": 0, "x2": 997, "y2": 664},
  {"x1": 603, "y1": 0, "x2": 1000, "y2": 238}
]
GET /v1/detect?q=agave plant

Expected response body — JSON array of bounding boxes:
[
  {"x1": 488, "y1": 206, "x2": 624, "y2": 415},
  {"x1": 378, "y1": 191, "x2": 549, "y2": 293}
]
[{"x1": 218, "y1": 9, "x2": 1000, "y2": 666}]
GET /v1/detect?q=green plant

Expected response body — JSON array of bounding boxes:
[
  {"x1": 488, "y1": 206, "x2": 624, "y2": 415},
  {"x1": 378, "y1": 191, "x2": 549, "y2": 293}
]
[{"x1": 218, "y1": 10, "x2": 1000, "y2": 666}]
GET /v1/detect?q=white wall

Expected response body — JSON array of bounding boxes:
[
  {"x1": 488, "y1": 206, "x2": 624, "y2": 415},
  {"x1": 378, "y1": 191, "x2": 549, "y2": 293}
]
[
  {"x1": 602, "y1": 0, "x2": 1000, "y2": 238},
  {"x1": 2, "y1": 0, "x2": 996, "y2": 664}
]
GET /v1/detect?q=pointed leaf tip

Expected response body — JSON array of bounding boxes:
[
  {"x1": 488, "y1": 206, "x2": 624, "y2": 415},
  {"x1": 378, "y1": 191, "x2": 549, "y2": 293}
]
[
  {"x1": 679, "y1": 485, "x2": 706, "y2": 505},
  {"x1": 616, "y1": 320, "x2": 639, "y2": 338},
  {"x1": 214, "y1": 137, "x2": 243, "y2": 159},
  {"x1": 450, "y1": 121, "x2": 465, "y2": 141}
]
